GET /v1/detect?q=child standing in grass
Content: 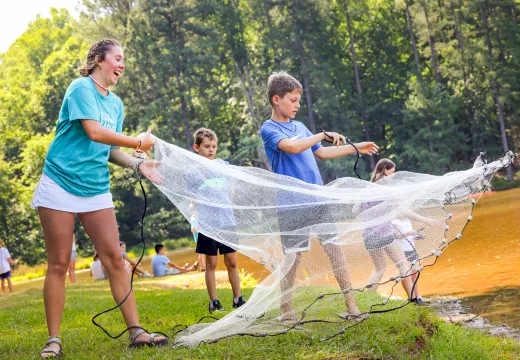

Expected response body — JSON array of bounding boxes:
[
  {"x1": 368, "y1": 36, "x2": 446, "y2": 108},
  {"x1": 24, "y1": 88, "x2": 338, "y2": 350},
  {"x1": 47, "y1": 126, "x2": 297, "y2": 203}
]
[
  {"x1": 0, "y1": 239, "x2": 17, "y2": 293},
  {"x1": 189, "y1": 128, "x2": 246, "y2": 313},
  {"x1": 260, "y1": 71, "x2": 379, "y2": 320}
]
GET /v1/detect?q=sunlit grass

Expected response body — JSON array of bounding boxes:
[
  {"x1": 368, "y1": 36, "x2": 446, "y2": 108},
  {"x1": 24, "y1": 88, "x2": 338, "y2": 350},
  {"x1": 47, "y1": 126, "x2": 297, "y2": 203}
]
[{"x1": 1, "y1": 276, "x2": 519, "y2": 359}]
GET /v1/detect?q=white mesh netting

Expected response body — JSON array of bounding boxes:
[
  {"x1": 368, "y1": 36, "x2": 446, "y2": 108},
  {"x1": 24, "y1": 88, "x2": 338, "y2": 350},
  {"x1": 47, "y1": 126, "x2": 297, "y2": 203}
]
[{"x1": 149, "y1": 139, "x2": 515, "y2": 347}]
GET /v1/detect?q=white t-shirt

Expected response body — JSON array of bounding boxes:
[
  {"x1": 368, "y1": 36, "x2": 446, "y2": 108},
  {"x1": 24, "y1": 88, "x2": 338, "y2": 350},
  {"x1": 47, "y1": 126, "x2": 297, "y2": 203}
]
[
  {"x1": 90, "y1": 260, "x2": 106, "y2": 280},
  {"x1": 391, "y1": 219, "x2": 415, "y2": 252},
  {"x1": 0, "y1": 248, "x2": 12, "y2": 274}
]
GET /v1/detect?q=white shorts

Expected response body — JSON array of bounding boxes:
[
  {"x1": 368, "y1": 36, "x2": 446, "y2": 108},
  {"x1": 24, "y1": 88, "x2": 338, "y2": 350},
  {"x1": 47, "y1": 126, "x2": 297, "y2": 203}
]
[{"x1": 31, "y1": 173, "x2": 114, "y2": 213}]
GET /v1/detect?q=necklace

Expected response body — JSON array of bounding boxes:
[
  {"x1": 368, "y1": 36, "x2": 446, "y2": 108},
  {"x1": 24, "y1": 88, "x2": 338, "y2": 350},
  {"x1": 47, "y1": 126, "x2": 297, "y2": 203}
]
[
  {"x1": 271, "y1": 119, "x2": 297, "y2": 133},
  {"x1": 89, "y1": 75, "x2": 109, "y2": 92}
]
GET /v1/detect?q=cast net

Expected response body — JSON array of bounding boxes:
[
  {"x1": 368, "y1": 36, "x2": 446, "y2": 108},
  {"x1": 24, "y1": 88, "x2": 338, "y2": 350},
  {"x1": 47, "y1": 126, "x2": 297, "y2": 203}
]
[{"x1": 149, "y1": 139, "x2": 515, "y2": 347}]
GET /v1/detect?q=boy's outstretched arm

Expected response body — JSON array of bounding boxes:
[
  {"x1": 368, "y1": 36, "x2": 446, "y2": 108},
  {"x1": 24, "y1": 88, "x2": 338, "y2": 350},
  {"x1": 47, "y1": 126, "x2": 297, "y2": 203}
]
[
  {"x1": 277, "y1": 132, "x2": 326, "y2": 154},
  {"x1": 313, "y1": 142, "x2": 379, "y2": 160},
  {"x1": 278, "y1": 131, "x2": 346, "y2": 154}
]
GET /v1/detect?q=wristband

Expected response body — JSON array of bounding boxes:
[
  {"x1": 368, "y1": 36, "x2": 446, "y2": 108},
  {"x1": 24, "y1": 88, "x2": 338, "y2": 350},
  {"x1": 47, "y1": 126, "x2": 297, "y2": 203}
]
[{"x1": 136, "y1": 138, "x2": 142, "y2": 150}]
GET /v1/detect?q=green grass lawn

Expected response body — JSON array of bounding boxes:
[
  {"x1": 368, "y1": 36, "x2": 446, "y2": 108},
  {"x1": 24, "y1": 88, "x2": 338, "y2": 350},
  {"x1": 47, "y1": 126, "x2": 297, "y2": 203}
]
[{"x1": 1, "y1": 277, "x2": 519, "y2": 360}]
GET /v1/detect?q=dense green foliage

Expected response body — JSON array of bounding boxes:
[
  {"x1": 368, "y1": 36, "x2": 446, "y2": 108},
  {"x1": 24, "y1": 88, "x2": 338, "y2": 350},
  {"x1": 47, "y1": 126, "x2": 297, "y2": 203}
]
[{"x1": 1, "y1": 1, "x2": 518, "y2": 264}]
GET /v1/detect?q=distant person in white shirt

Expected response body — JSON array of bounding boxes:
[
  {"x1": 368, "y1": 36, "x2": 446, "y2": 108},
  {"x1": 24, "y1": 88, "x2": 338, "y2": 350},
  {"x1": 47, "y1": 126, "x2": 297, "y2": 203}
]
[
  {"x1": 152, "y1": 244, "x2": 198, "y2": 277},
  {"x1": 0, "y1": 239, "x2": 17, "y2": 293},
  {"x1": 90, "y1": 253, "x2": 107, "y2": 281}
]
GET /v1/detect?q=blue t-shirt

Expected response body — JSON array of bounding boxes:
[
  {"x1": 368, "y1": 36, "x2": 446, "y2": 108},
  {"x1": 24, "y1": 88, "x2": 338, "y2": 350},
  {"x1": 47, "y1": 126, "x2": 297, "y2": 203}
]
[
  {"x1": 151, "y1": 254, "x2": 170, "y2": 277},
  {"x1": 43, "y1": 77, "x2": 124, "y2": 197},
  {"x1": 186, "y1": 159, "x2": 236, "y2": 229},
  {"x1": 261, "y1": 120, "x2": 325, "y2": 210},
  {"x1": 260, "y1": 120, "x2": 323, "y2": 185}
]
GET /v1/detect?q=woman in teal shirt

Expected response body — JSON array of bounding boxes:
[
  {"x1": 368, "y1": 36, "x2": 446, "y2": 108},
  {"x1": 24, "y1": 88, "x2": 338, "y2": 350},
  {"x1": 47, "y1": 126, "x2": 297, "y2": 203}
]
[{"x1": 32, "y1": 39, "x2": 167, "y2": 358}]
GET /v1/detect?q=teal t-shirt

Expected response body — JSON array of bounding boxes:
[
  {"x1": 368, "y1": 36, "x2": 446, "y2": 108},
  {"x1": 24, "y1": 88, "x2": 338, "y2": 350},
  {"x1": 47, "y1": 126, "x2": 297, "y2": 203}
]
[{"x1": 43, "y1": 77, "x2": 124, "y2": 197}]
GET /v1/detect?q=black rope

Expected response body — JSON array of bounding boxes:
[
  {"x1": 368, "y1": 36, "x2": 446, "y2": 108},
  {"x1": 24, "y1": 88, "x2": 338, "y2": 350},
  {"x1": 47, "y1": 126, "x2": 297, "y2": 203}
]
[
  {"x1": 322, "y1": 130, "x2": 362, "y2": 179},
  {"x1": 91, "y1": 171, "x2": 168, "y2": 341}
]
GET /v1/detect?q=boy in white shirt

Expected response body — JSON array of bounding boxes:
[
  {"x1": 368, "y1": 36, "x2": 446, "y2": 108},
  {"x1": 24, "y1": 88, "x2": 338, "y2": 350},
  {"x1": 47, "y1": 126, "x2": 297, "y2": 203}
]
[{"x1": 0, "y1": 240, "x2": 17, "y2": 293}]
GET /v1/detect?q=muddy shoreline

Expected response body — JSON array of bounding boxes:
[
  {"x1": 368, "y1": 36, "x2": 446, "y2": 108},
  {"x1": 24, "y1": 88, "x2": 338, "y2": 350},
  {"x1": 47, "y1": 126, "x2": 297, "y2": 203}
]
[{"x1": 430, "y1": 296, "x2": 520, "y2": 341}]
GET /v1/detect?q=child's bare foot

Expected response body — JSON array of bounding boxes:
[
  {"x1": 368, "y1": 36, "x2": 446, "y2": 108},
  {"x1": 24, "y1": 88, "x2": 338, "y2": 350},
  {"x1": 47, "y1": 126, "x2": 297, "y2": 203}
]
[
  {"x1": 277, "y1": 310, "x2": 299, "y2": 323},
  {"x1": 344, "y1": 293, "x2": 361, "y2": 316},
  {"x1": 338, "y1": 312, "x2": 364, "y2": 322}
]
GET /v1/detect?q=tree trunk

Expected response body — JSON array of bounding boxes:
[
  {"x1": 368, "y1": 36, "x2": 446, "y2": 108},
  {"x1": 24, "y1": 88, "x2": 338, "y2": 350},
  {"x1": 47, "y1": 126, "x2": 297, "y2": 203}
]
[
  {"x1": 419, "y1": 0, "x2": 441, "y2": 84},
  {"x1": 344, "y1": 0, "x2": 375, "y2": 169},
  {"x1": 513, "y1": 6, "x2": 518, "y2": 31},
  {"x1": 175, "y1": 66, "x2": 191, "y2": 149},
  {"x1": 263, "y1": 0, "x2": 280, "y2": 68},
  {"x1": 344, "y1": 0, "x2": 362, "y2": 95},
  {"x1": 482, "y1": 5, "x2": 513, "y2": 180},
  {"x1": 437, "y1": 0, "x2": 448, "y2": 43},
  {"x1": 404, "y1": 0, "x2": 422, "y2": 79},
  {"x1": 294, "y1": 22, "x2": 317, "y2": 133},
  {"x1": 454, "y1": 1, "x2": 475, "y2": 132}
]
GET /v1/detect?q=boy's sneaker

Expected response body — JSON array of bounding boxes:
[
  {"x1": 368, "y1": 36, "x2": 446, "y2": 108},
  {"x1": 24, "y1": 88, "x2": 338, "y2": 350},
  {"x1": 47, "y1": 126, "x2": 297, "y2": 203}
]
[
  {"x1": 233, "y1": 296, "x2": 246, "y2": 308},
  {"x1": 209, "y1": 299, "x2": 226, "y2": 313}
]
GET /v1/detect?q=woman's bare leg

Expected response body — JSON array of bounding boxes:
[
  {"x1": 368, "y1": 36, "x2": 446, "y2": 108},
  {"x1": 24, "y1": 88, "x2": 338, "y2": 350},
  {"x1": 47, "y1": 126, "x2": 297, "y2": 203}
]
[
  {"x1": 78, "y1": 208, "x2": 163, "y2": 343},
  {"x1": 38, "y1": 207, "x2": 75, "y2": 357}
]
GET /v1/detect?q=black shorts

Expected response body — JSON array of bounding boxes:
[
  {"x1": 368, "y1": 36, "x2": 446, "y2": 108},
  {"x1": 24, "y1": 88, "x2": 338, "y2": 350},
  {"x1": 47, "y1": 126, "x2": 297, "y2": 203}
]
[
  {"x1": 0, "y1": 271, "x2": 11, "y2": 280},
  {"x1": 196, "y1": 230, "x2": 237, "y2": 256},
  {"x1": 278, "y1": 205, "x2": 338, "y2": 254}
]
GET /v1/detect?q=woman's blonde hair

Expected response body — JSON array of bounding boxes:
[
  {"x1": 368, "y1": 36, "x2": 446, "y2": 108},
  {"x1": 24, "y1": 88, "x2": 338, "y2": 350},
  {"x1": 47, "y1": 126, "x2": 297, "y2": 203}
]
[
  {"x1": 79, "y1": 39, "x2": 122, "y2": 77},
  {"x1": 371, "y1": 158, "x2": 395, "y2": 182}
]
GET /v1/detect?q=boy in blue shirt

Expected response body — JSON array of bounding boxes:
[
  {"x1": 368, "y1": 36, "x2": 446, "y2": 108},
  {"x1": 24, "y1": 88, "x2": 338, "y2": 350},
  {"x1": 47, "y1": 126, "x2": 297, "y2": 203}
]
[
  {"x1": 152, "y1": 244, "x2": 198, "y2": 276},
  {"x1": 189, "y1": 128, "x2": 246, "y2": 313},
  {"x1": 260, "y1": 71, "x2": 379, "y2": 321}
]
